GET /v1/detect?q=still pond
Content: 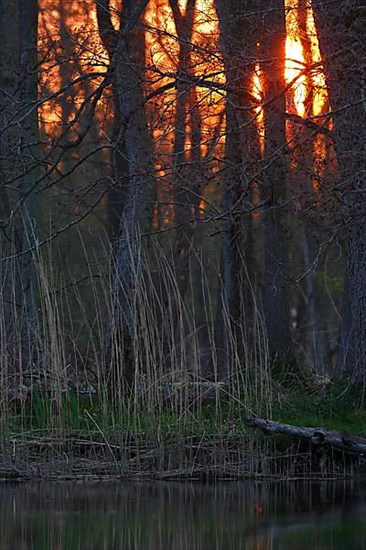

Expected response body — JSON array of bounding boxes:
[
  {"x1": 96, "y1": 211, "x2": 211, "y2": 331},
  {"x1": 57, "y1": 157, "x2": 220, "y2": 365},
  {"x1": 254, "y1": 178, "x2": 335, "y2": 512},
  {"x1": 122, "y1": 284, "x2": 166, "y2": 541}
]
[{"x1": 0, "y1": 480, "x2": 365, "y2": 549}]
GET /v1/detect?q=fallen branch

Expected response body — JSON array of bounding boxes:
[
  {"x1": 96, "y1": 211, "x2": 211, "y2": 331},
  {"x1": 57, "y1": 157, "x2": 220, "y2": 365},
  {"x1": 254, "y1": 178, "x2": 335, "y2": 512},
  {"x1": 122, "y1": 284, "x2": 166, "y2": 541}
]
[{"x1": 246, "y1": 418, "x2": 366, "y2": 455}]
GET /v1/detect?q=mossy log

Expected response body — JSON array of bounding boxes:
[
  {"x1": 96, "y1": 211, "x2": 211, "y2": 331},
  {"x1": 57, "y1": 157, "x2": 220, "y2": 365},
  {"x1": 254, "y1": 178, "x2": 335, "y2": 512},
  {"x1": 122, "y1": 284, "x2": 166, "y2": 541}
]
[{"x1": 246, "y1": 417, "x2": 366, "y2": 455}]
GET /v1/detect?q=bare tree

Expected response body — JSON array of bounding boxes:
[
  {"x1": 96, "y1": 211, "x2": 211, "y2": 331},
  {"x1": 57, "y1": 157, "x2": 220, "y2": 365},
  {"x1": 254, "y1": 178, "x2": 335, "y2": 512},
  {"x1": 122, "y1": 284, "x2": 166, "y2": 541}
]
[
  {"x1": 96, "y1": 0, "x2": 155, "y2": 391},
  {"x1": 289, "y1": 0, "x2": 324, "y2": 372},
  {"x1": 215, "y1": 0, "x2": 291, "y2": 367},
  {"x1": 18, "y1": 0, "x2": 40, "y2": 366},
  {"x1": 312, "y1": 0, "x2": 366, "y2": 383},
  {"x1": 0, "y1": 0, "x2": 20, "y2": 380},
  {"x1": 0, "y1": 0, "x2": 39, "y2": 385},
  {"x1": 168, "y1": 0, "x2": 203, "y2": 301},
  {"x1": 96, "y1": 0, "x2": 129, "y2": 243},
  {"x1": 261, "y1": 0, "x2": 291, "y2": 363},
  {"x1": 215, "y1": 0, "x2": 262, "y2": 373}
]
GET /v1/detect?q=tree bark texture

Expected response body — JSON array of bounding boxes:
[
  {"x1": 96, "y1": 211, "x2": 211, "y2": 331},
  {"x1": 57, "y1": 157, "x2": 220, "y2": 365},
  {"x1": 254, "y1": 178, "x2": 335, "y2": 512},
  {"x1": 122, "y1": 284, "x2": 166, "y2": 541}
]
[
  {"x1": 96, "y1": 0, "x2": 130, "y2": 244},
  {"x1": 261, "y1": 0, "x2": 291, "y2": 363},
  {"x1": 246, "y1": 417, "x2": 366, "y2": 455},
  {"x1": 0, "y1": 0, "x2": 39, "y2": 382},
  {"x1": 96, "y1": 0, "x2": 155, "y2": 392},
  {"x1": 0, "y1": 0, "x2": 20, "y2": 382},
  {"x1": 215, "y1": 0, "x2": 262, "y2": 373},
  {"x1": 18, "y1": 0, "x2": 40, "y2": 369},
  {"x1": 169, "y1": 0, "x2": 202, "y2": 300},
  {"x1": 293, "y1": 0, "x2": 324, "y2": 373},
  {"x1": 312, "y1": 0, "x2": 366, "y2": 383}
]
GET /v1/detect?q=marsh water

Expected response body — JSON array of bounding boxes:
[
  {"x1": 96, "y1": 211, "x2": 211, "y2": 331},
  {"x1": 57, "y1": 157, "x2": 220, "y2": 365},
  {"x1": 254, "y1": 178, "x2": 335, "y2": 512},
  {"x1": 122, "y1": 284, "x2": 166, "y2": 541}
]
[{"x1": 0, "y1": 480, "x2": 365, "y2": 549}]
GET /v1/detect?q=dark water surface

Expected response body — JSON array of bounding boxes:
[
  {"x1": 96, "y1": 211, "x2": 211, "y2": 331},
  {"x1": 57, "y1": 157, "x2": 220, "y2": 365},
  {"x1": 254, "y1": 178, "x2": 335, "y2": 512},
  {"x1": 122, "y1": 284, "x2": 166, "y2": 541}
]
[{"x1": 0, "y1": 480, "x2": 365, "y2": 549}]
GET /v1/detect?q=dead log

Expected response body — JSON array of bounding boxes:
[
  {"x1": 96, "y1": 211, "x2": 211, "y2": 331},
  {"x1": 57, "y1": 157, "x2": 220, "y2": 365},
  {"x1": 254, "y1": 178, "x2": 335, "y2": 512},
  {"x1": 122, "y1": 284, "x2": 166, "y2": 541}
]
[{"x1": 246, "y1": 417, "x2": 366, "y2": 455}]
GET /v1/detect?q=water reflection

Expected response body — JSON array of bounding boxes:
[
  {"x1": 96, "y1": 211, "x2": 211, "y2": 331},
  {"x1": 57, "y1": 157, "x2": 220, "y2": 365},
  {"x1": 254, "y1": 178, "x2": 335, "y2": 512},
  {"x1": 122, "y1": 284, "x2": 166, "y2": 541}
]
[{"x1": 0, "y1": 480, "x2": 365, "y2": 549}]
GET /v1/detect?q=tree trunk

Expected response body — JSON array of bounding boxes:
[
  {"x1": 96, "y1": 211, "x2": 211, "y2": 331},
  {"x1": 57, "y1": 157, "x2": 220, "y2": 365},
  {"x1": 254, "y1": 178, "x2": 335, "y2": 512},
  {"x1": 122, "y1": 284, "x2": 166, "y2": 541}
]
[
  {"x1": 18, "y1": 0, "x2": 40, "y2": 371},
  {"x1": 312, "y1": 0, "x2": 366, "y2": 383},
  {"x1": 0, "y1": 0, "x2": 39, "y2": 386},
  {"x1": 107, "y1": 88, "x2": 130, "y2": 244},
  {"x1": 169, "y1": 0, "x2": 201, "y2": 300},
  {"x1": 95, "y1": 0, "x2": 130, "y2": 245},
  {"x1": 108, "y1": 0, "x2": 146, "y2": 245},
  {"x1": 0, "y1": 0, "x2": 20, "y2": 387},
  {"x1": 96, "y1": 0, "x2": 155, "y2": 394},
  {"x1": 295, "y1": 0, "x2": 324, "y2": 373},
  {"x1": 261, "y1": 0, "x2": 291, "y2": 363},
  {"x1": 215, "y1": 0, "x2": 261, "y2": 374},
  {"x1": 246, "y1": 417, "x2": 366, "y2": 455}
]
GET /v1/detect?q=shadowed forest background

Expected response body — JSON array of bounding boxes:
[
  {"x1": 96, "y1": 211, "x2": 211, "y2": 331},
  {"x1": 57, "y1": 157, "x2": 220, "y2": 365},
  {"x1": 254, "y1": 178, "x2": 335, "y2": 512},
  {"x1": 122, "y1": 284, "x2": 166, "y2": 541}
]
[{"x1": 0, "y1": 0, "x2": 365, "y2": 476}]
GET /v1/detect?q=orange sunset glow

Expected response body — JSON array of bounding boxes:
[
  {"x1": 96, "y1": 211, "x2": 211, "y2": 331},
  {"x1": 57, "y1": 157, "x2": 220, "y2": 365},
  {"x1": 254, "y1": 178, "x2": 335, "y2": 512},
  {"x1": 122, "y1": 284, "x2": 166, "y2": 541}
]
[
  {"x1": 37, "y1": 0, "x2": 330, "y2": 214},
  {"x1": 38, "y1": 0, "x2": 328, "y2": 138}
]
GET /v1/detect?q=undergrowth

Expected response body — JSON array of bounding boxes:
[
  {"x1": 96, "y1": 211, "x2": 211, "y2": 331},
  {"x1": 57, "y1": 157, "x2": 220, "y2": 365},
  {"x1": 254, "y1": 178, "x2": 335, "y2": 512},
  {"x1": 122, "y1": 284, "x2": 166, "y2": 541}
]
[
  {"x1": 273, "y1": 377, "x2": 366, "y2": 436},
  {"x1": 0, "y1": 236, "x2": 364, "y2": 478}
]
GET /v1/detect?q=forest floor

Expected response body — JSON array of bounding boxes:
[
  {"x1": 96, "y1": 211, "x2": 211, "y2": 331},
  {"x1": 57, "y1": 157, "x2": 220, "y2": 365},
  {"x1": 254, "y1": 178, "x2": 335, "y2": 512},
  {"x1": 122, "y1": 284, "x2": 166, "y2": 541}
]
[{"x1": 1, "y1": 378, "x2": 366, "y2": 480}]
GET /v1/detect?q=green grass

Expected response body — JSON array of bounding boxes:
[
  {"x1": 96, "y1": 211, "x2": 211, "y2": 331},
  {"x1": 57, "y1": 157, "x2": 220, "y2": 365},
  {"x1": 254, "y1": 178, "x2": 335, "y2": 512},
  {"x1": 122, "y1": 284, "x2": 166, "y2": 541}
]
[
  {"x1": 273, "y1": 378, "x2": 366, "y2": 436},
  {"x1": 7, "y1": 390, "x2": 250, "y2": 443},
  {"x1": 3, "y1": 350, "x2": 366, "y2": 480},
  {"x1": 7, "y1": 375, "x2": 366, "y2": 444}
]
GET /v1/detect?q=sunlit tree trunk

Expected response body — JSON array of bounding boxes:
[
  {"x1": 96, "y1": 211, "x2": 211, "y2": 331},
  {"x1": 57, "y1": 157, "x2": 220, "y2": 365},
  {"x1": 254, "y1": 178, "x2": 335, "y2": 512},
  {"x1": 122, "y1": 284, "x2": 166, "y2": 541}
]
[
  {"x1": 312, "y1": 0, "x2": 366, "y2": 383},
  {"x1": 261, "y1": 0, "x2": 291, "y2": 363},
  {"x1": 96, "y1": 0, "x2": 155, "y2": 392},
  {"x1": 215, "y1": 0, "x2": 261, "y2": 374},
  {"x1": 296, "y1": 0, "x2": 324, "y2": 373}
]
